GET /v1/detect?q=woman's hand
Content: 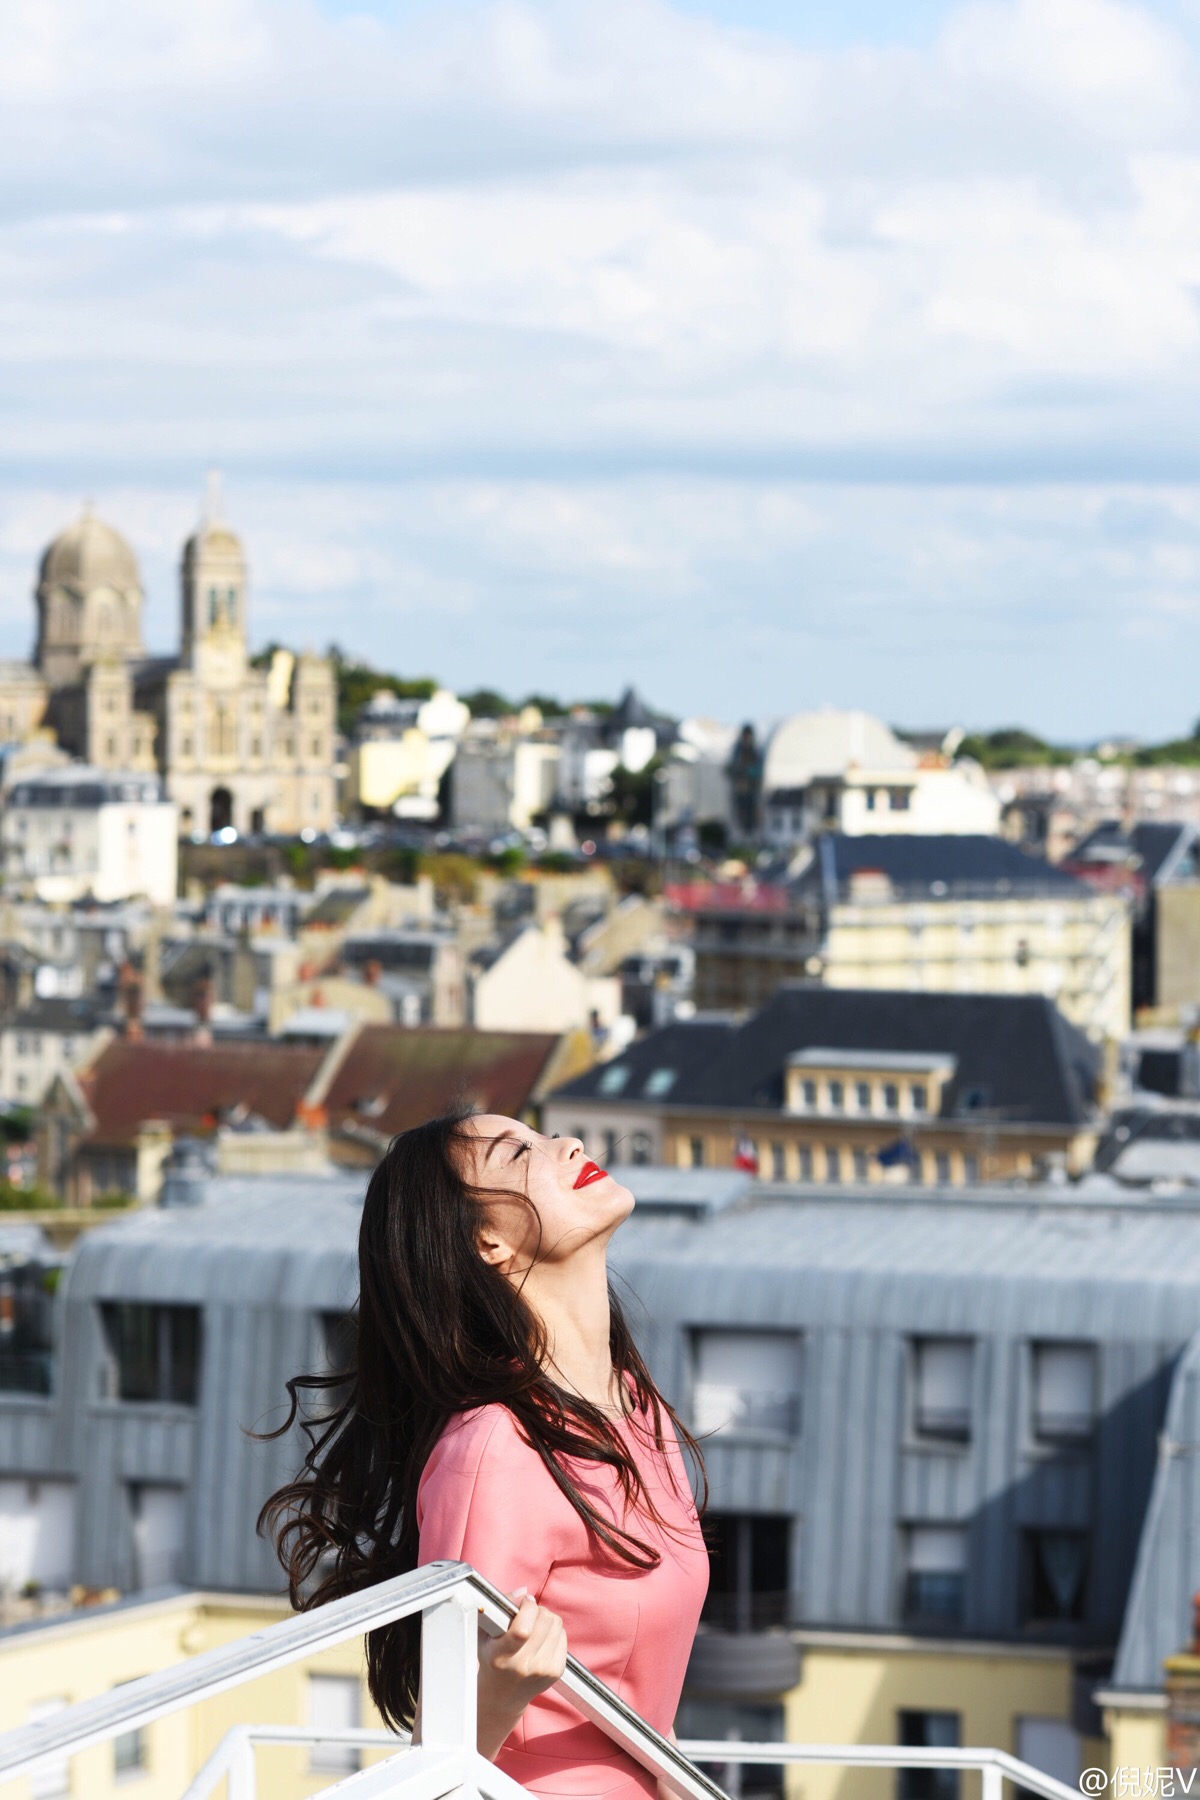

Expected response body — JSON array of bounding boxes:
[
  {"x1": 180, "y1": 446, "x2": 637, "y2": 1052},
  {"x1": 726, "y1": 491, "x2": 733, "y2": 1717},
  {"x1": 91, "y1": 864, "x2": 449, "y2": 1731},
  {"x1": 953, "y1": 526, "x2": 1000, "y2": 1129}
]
[{"x1": 477, "y1": 1589, "x2": 567, "y2": 1761}]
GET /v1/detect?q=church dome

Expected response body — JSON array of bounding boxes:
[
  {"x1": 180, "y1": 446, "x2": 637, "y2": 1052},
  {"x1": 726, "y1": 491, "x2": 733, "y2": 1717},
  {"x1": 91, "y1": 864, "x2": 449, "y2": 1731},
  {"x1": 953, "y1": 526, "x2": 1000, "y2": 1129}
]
[
  {"x1": 762, "y1": 708, "x2": 915, "y2": 794},
  {"x1": 39, "y1": 510, "x2": 141, "y2": 593}
]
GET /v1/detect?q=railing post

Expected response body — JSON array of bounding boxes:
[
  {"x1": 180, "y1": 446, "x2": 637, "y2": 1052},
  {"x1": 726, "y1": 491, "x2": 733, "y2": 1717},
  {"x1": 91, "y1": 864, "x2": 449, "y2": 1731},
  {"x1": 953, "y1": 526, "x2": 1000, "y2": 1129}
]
[
  {"x1": 981, "y1": 1758, "x2": 1004, "y2": 1800},
  {"x1": 226, "y1": 1728, "x2": 256, "y2": 1800},
  {"x1": 421, "y1": 1594, "x2": 478, "y2": 1767}
]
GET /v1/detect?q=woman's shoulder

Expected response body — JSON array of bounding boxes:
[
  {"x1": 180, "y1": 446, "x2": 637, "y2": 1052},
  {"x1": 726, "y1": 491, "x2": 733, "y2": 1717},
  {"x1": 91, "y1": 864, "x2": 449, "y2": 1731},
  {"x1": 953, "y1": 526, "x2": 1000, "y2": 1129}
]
[{"x1": 420, "y1": 1403, "x2": 534, "y2": 1485}]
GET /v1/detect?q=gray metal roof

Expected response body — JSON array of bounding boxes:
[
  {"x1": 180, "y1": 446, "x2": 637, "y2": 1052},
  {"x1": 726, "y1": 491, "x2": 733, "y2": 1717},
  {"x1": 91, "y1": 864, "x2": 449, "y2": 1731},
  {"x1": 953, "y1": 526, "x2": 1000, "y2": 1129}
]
[
  {"x1": 64, "y1": 1171, "x2": 366, "y2": 1309},
  {"x1": 1110, "y1": 1331, "x2": 1200, "y2": 1690},
  {"x1": 616, "y1": 1187, "x2": 1200, "y2": 1340}
]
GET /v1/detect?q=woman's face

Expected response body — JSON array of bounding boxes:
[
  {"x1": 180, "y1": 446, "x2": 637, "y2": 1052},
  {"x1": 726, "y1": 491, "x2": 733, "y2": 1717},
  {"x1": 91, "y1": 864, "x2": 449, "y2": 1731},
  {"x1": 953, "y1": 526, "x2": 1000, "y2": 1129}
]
[{"x1": 458, "y1": 1114, "x2": 635, "y2": 1275}]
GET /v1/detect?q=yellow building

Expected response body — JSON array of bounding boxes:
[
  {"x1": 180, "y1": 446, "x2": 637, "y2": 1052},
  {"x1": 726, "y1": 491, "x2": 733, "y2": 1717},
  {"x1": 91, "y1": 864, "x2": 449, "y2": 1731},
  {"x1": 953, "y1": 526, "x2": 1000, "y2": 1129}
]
[{"x1": 0, "y1": 1591, "x2": 394, "y2": 1800}]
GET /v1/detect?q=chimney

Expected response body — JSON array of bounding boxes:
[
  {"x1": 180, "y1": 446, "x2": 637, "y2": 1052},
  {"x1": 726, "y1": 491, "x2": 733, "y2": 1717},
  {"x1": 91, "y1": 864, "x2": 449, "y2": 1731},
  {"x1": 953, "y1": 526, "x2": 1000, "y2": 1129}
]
[
  {"x1": 117, "y1": 959, "x2": 144, "y2": 1040},
  {"x1": 192, "y1": 973, "x2": 214, "y2": 1044},
  {"x1": 1164, "y1": 1593, "x2": 1200, "y2": 1777}
]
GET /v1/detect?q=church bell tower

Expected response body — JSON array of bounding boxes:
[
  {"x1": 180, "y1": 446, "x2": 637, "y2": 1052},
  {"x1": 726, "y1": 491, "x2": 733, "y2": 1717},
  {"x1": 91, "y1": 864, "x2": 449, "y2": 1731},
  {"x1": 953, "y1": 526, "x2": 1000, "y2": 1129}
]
[{"x1": 180, "y1": 473, "x2": 248, "y2": 685}]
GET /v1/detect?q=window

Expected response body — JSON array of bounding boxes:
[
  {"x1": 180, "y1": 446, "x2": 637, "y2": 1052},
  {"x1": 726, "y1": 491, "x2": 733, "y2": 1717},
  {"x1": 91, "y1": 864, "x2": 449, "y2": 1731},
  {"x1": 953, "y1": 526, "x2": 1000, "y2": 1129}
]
[
  {"x1": 897, "y1": 1710, "x2": 960, "y2": 1800},
  {"x1": 603, "y1": 1129, "x2": 619, "y2": 1165},
  {"x1": 911, "y1": 1084, "x2": 929, "y2": 1114},
  {"x1": 903, "y1": 1527, "x2": 966, "y2": 1626},
  {"x1": 934, "y1": 1151, "x2": 952, "y2": 1186},
  {"x1": 630, "y1": 1131, "x2": 652, "y2": 1166},
  {"x1": 912, "y1": 1338, "x2": 973, "y2": 1443},
  {"x1": 865, "y1": 790, "x2": 877, "y2": 811},
  {"x1": 112, "y1": 1680, "x2": 147, "y2": 1775},
  {"x1": 1031, "y1": 1343, "x2": 1095, "y2": 1443},
  {"x1": 855, "y1": 1080, "x2": 872, "y2": 1112},
  {"x1": 702, "y1": 1513, "x2": 793, "y2": 1631},
  {"x1": 27, "y1": 1698, "x2": 70, "y2": 1799},
  {"x1": 1015, "y1": 938, "x2": 1031, "y2": 968},
  {"x1": 825, "y1": 1146, "x2": 841, "y2": 1182},
  {"x1": 598, "y1": 1065, "x2": 628, "y2": 1095},
  {"x1": 853, "y1": 1148, "x2": 870, "y2": 1181},
  {"x1": 675, "y1": 1699, "x2": 785, "y2": 1800},
  {"x1": 307, "y1": 1673, "x2": 361, "y2": 1774},
  {"x1": 801, "y1": 1078, "x2": 817, "y2": 1109},
  {"x1": 889, "y1": 789, "x2": 912, "y2": 812},
  {"x1": 828, "y1": 1080, "x2": 845, "y2": 1111},
  {"x1": 128, "y1": 1484, "x2": 185, "y2": 1588},
  {"x1": 100, "y1": 1305, "x2": 202, "y2": 1405},
  {"x1": 797, "y1": 1145, "x2": 813, "y2": 1181},
  {"x1": 692, "y1": 1330, "x2": 802, "y2": 1440},
  {"x1": 1022, "y1": 1529, "x2": 1089, "y2": 1625},
  {"x1": 643, "y1": 1068, "x2": 676, "y2": 1097},
  {"x1": 770, "y1": 1143, "x2": 787, "y2": 1181},
  {"x1": 962, "y1": 1153, "x2": 980, "y2": 1184},
  {"x1": 883, "y1": 1082, "x2": 900, "y2": 1114},
  {"x1": 689, "y1": 1136, "x2": 705, "y2": 1169},
  {"x1": 1015, "y1": 1719, "x2": 1081, "y2": 1795}
]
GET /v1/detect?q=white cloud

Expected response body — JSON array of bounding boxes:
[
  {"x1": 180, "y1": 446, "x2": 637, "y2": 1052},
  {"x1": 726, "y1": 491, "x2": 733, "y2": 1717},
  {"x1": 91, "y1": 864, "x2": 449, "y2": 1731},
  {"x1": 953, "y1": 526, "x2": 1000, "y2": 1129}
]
[{"x1": 3, "y1": 0, "x2": 1200, "y2": 733}]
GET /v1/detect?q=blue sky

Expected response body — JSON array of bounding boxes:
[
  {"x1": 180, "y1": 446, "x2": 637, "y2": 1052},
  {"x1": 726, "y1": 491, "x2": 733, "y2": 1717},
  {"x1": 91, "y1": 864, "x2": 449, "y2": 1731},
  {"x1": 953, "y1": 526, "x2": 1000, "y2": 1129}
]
[{"x1": 5, "y1": 0, "x2": 1200, "y2": 740}]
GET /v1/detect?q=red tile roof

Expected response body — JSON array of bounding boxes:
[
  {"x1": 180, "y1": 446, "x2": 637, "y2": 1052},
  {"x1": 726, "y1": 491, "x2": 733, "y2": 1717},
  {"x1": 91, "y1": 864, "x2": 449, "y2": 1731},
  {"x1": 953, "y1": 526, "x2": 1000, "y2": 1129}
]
[
  {"x1": 79, "y1": 1039, "x2": 328, "y2": 1146},
  {"x1": 323, "y1": 1025, "x2": 560, "y2": 1141}
]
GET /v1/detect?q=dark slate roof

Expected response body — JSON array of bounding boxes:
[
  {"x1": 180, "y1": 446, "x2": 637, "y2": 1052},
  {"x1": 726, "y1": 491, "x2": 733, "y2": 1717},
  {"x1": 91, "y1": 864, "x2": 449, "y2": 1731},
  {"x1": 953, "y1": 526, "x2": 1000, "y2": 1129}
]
[
  {"x1": 793, "y1": 833, "x2": 1085, "y2": 900},
  {"x1": 4, "y1": 997, "x2": 108, "y2": 1034},
  {"x1": 550, "y1": 988, "x2": 1099, "y2": 1127},
  {"x1": 549, "y1": 1016, "x2": 740, "y2": 1105},
  {"x1": 1070, "y1": 820, "x2": 1197, "y2": 886}
]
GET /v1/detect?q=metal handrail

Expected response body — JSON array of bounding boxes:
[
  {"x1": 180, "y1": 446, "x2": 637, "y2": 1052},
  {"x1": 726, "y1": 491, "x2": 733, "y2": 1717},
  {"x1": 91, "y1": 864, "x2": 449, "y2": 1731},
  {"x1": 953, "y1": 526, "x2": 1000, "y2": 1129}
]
[
  {"x1": 0, "y1": 1563, "x2": 1089, "y2": 1800},
  {"x1": 0, "y1": 1561, "x2": 729, "y2": 1800},
  {"x1": 178, "y1": 1725, "x2": 1090, "y2": 1800}
]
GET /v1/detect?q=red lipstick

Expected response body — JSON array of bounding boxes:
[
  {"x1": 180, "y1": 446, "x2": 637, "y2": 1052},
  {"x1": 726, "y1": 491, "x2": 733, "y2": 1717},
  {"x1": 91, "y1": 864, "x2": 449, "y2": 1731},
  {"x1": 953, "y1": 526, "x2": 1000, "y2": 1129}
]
[{"x1": 573, "y1": 1160, "x2": 609, "y2": 1190}]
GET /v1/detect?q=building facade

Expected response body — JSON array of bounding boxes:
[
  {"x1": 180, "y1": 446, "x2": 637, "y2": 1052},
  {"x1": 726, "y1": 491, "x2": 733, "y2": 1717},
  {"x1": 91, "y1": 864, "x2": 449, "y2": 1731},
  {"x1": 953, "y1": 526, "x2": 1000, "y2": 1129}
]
[
  {"x1": 1, "y1": 766, "x2": 178, "y2": 905},
  {"x1": 678, "y1": 836, "x2": 1132, "y2": 1044},
  {"x1": 4, "y1": 1172, "x2": 1198, "y2": 1795},
  {"x1": 0, "y1": 502, "x2": 337, "y2": 839},
  {"x1": 544, "y1": 987, "x2": 1103, "y2": 1185}
]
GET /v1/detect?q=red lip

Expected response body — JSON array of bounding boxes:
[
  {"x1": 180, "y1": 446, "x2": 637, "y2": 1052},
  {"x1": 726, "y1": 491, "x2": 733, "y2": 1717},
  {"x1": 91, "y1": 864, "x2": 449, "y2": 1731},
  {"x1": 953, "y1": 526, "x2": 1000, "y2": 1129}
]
[{"x1": 573, "y1": 1160, "x2": 609, "y2": 1190}]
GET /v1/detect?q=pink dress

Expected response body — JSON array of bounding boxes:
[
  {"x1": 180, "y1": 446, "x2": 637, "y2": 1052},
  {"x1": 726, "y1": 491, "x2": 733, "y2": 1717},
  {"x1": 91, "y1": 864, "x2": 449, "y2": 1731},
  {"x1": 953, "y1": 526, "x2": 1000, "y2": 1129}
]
[{"x1": 416, "y1": 1393, "x2": 709, "y2": 1798}]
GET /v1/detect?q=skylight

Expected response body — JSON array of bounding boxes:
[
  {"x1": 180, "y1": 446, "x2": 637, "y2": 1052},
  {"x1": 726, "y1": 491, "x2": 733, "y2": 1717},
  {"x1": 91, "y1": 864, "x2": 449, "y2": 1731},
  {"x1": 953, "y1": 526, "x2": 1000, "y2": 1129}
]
[{"x1": 643, "y1": 1069, "x2": 677, "y2": 1097}]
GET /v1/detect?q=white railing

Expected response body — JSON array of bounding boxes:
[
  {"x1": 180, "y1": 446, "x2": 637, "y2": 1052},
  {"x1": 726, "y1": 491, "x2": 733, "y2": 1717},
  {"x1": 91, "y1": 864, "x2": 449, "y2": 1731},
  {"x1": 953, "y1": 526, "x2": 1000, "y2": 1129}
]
[{"x1": 0, "y1": 1561, "x2": 1088, "y2": 1800}]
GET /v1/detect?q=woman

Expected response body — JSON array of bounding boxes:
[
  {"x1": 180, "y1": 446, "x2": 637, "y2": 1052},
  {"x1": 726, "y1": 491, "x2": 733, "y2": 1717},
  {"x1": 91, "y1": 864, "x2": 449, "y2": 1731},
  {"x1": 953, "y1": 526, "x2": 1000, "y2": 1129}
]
[{"x1": 260, "y1": 1108, "x2": 709, "y2": 1799}]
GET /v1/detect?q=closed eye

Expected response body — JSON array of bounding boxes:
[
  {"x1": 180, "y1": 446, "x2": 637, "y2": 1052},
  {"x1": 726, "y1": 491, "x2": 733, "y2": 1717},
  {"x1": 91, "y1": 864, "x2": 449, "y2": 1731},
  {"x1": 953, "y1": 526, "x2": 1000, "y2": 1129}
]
[{"x1": 510, "y1": 1141, "x2": 529, "y2": 1162}]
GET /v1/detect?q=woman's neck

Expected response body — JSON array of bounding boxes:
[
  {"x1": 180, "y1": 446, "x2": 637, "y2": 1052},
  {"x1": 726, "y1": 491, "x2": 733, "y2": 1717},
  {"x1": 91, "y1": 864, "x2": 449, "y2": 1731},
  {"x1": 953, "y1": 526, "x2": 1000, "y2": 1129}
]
[{"x1": 523, "y1": 1246, "x2": 621, "y2": 1411}]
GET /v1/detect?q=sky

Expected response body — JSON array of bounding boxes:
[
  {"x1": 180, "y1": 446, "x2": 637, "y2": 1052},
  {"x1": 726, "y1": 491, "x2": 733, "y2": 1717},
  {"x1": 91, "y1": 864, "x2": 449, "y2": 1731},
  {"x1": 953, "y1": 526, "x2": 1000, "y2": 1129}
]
[{"x1": 6, "y1": 0, "x2": 1200, "y2": 739}]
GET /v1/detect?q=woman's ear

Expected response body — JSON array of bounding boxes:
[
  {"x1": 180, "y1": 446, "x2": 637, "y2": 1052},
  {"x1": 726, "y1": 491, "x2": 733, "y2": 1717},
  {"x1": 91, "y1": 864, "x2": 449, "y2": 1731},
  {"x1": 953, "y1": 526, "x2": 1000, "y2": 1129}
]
[{"x1": 475, "y1": 1214, "x2": 515, "y2": 1271}]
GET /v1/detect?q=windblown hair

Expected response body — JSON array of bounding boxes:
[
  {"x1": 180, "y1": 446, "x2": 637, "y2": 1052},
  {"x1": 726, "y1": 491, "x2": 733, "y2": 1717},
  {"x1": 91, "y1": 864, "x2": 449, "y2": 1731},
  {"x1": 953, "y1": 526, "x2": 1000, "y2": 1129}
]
[{"x1": 257, "y1": 1105, "x2": 706, "y2": 1731}]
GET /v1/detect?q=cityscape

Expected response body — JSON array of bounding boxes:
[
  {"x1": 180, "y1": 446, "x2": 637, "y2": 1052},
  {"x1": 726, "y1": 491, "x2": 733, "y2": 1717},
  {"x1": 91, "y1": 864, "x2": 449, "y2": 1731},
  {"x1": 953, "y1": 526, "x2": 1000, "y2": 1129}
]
[{"x1": 7, "y1": 1, "x2": 1200, "y2": 1799}]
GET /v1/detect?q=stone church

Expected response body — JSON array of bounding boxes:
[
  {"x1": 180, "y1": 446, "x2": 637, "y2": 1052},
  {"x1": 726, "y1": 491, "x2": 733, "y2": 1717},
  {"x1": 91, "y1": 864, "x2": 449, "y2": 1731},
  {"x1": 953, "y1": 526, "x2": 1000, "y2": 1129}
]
[{"x1": 0, "y1": 497, "x2": 337, "y2": 837}]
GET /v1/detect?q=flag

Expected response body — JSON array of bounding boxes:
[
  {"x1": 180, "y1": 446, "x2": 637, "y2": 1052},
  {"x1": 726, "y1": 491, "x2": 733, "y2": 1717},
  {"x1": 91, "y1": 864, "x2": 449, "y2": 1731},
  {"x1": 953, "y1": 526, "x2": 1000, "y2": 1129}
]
[
  {"x1": 733, "y1": 1134, "x2": 759, "y2": 1173},
  {"x1": 877, "y1": 1138, "x2": 918, "y2": 1169}
]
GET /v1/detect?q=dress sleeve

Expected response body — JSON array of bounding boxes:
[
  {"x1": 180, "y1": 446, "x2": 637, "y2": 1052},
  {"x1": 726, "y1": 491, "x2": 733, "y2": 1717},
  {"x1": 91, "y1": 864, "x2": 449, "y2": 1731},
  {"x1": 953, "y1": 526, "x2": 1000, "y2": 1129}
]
[{"x1": 416, "y1": 1407, "x2": 571, "y2": 1604}]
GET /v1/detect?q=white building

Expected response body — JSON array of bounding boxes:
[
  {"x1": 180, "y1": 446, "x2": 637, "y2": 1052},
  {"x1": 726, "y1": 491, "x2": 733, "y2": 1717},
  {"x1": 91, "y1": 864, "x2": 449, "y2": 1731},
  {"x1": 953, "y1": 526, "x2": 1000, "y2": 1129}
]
[
  {"x1": 469, "y1": 919, "x2": 625, "y2": 1038},
  {"x1": 347, "y1": 687, "x2": 470, "y2": 818},
  {"x1": 452, "y1": 719, "x2": 560, "y2": 834},
  {"x1": 0, "y1": 997, "x2": 111, "y2": 1107},
  {"x1": 556, "y1": 689, "x2": 663, "y2": 810},
  {"x1": 2, "y1": 767, "x2": 178, "y2": 904},
  {"x1": 655, "y1": 718, "x2": 737, "y2": 835},
  {"x1": 763, "y1": 709, "x2": 1000, "y2": 845}
]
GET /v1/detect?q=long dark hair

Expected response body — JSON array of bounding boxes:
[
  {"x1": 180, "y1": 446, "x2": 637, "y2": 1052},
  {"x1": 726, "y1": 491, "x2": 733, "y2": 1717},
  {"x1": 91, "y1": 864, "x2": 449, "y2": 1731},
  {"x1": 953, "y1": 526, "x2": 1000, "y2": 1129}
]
[{"x1": 258, "y1": 1106, "x2": 706, "y2": 1731}]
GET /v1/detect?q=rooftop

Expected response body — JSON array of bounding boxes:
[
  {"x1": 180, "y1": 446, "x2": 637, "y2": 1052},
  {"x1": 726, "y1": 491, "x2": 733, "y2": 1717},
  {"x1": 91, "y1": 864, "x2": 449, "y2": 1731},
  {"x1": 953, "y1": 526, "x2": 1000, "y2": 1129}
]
[{"x1": 552, "y1": 987, "x2": 1099, "y2": 1128}]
